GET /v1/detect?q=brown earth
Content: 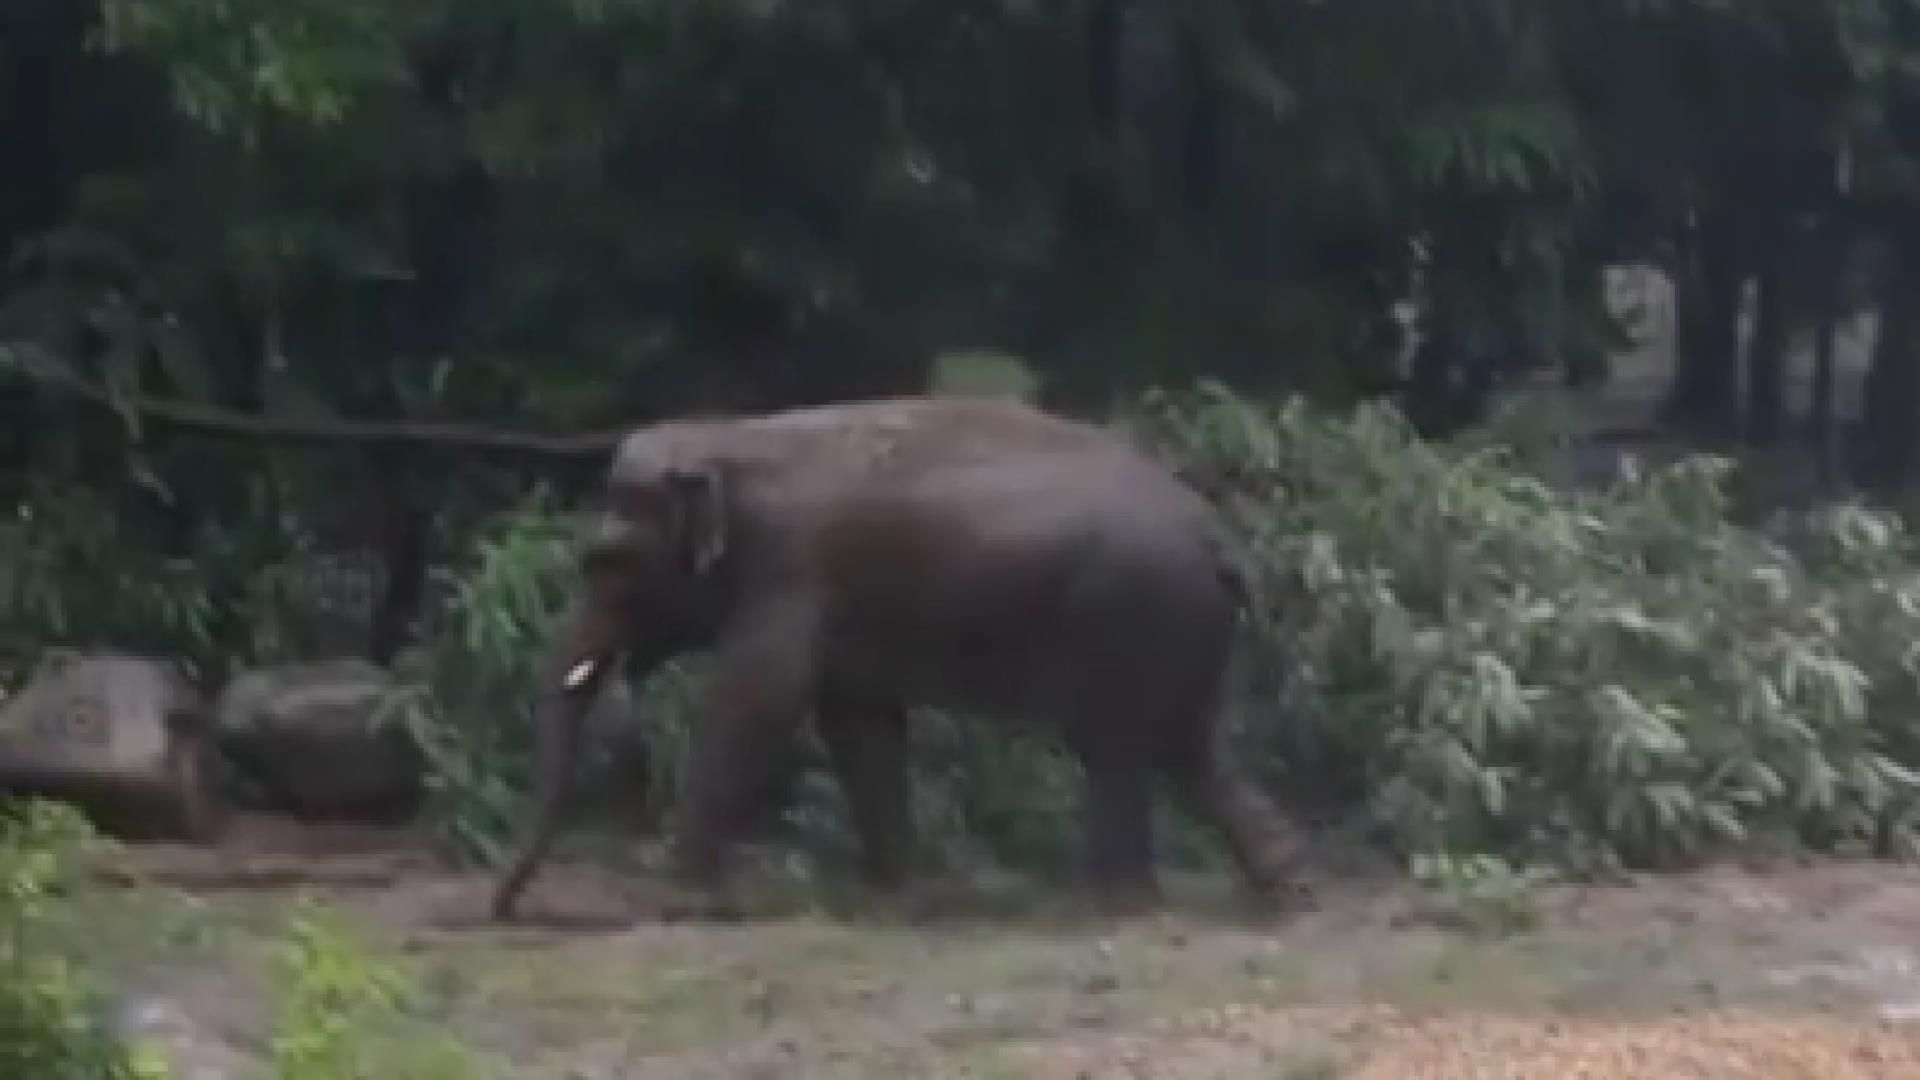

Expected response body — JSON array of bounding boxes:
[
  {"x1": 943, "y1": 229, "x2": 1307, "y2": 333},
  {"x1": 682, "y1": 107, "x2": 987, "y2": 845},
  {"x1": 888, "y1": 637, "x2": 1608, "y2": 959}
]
[{"x1": 58, "y1": 815, "x2": 1920, "y2": 1078}]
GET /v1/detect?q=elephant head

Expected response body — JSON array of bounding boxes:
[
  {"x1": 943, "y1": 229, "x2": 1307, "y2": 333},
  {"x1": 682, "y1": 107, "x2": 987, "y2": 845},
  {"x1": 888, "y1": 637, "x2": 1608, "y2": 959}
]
[{"x1": 489, "y1": 460, "x2": 732, "y2": 920}]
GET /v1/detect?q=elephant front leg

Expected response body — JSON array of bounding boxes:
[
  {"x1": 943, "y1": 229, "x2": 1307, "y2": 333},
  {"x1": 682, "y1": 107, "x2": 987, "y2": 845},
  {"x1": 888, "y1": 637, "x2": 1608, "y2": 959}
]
[
  {"x1": 815, "y1": 689, "x2": 914, "y2": 890},
  {"x1": 667, "y1": 601, "x2": 820, "y2": 911}
]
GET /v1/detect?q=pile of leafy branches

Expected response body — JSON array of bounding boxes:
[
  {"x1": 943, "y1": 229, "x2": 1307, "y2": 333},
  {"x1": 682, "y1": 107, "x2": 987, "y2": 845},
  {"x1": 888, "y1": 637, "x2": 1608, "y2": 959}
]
[{"x1": 1134, "y1": 382, "x2": 1920, "y2": 877}]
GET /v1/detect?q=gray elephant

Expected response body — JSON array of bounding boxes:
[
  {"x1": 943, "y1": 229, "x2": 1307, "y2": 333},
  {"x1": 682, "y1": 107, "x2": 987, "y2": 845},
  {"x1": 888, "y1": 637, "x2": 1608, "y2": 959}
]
[{"x1": 489, "y1": 396, "x2": 1302, "y2": 920}]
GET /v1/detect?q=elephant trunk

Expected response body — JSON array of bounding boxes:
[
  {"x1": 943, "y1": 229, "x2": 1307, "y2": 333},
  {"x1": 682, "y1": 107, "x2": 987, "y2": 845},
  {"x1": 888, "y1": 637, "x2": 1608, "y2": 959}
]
[{"x1": 489, "y1": 596, "x2": 625, "y2": 921}]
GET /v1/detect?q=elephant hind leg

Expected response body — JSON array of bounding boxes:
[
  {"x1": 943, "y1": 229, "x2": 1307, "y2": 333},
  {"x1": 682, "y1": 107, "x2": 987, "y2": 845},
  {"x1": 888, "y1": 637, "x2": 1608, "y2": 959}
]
[
  {"x1": 1082, "y1": 755, "x2": 1159, "y2": 907},
  {"x1": 1163, "y1": 737, "x2": 1310, "y2": 910},
  {"x1": 815, "y1": 688, "x2": 914, "y2": 889},
  {"x1": 1061, "y1": 706, "x2": 1160, "y2": 909}
]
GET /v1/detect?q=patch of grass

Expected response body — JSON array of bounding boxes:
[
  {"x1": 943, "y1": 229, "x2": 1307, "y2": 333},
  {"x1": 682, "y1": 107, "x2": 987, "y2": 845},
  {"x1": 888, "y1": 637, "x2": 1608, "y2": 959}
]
[
  {"x1": 262, "y1": 897, "x2": 482, "y2": 1080},
  {"x1": 1275, "y1": 1043, "x2": 1354, "y2": 1080},
  {"x1": 0, "y1": 800, "x2": 177, "y2": 1079},
  {"x1": 1409, "y1": 853, "x2": 1557, "y2": 937}
]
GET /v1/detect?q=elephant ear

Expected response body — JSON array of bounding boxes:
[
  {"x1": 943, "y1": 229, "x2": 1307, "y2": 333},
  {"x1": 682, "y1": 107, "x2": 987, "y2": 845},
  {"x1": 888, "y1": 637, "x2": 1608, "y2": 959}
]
[{"x1": 665, "y1": 465, "x2": 728, "y2": 576}]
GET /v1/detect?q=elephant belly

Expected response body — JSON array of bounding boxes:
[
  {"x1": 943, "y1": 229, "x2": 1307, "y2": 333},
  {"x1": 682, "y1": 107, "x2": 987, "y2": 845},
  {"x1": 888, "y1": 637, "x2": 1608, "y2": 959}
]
[
  {"x1": 820, "y1": 538, "x2": 1224, "y2": 729},
  {"x1": 822, "y1": 580, "x2": 1073, "y2": 725},
  {"x1": 811, "y1": 447, "x2": 1236, "y2": 726}
]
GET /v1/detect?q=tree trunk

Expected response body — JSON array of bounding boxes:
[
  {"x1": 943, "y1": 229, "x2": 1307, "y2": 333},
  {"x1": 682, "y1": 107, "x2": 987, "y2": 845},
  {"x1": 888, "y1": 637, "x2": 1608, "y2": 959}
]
[
  {"x1": 366, "y1": 483, "x2": 429, "y2": 668},
  {"x1": 357, "y1": 30, "x2": 500, "y2": 663},
  {"x1": 1862, "y1": 241, "x2": 1920, "y2": 491},
  {"x1": 1744, "y1": 255, "x2": 1789, "y2": 446},
  {"x1": 1666, "y1": 213, "x2": 1743, "y2": 441},
  {"x1": 1807, "y1": 229, "x2": 1846, "y2": 484},
  {"x1": 1088, "y1": 0, "x2": 1126, "y2": 141},
  {"x1": 1062, "y1": 0, "x2": 1131, "y2": 261},
  {"x1": 1177, "y1": 27, "x2": 1221, "y2": 217},
  {"x1": 1810, "y1": 309, "x2": 1840, "y2": 484}
]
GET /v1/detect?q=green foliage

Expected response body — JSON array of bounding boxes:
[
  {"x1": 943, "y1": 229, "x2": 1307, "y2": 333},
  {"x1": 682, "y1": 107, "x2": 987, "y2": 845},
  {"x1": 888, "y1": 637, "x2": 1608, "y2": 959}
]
[
  {"x1": 0, "y1": 486, "x2": 215, "y2": 661},
  {"x1": 909, "y1": 714, "x2": 1085, "y2": 873},
  {"x1": 263, "y1": 896, "x2": 478, "y2": 1080},
  {"x1": 927, "y1": 350, "x2": 1042, "y2": 403},
  {"x1": 5, "y1": 0, "x2": 1729, "y2": 457},
  {"x1": 95, "y1": 0, "x2": 411, "y2": 135},
  {"x1": 0, "y1": 800, "x2": 172, "y2": 1079},
  {"x1": 1137, "y1": 382, "x2": 1920, "y2": 877},
  {"x1": 1409, "y1": 852, "x2": 1556, "y2": 937},
  {"x1": 386, "y1": 488, "x2": 705, "y2": 866},
  {"x1": 391, "y1": 490, "x2": 580, "y2": 866}
]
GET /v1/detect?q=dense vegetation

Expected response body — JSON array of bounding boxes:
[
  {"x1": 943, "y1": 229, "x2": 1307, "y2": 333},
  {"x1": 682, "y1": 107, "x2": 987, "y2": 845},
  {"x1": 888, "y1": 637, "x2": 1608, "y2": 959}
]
[{"x1": 9, "y1": 0, "x2": 1920, "y2": 863}]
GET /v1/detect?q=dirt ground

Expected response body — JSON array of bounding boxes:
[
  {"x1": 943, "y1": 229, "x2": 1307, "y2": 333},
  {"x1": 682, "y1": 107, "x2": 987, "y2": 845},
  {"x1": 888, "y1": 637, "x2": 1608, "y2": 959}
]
[{"x1": 60, "y1": 815, "x2": 1920, "y2": 1078}]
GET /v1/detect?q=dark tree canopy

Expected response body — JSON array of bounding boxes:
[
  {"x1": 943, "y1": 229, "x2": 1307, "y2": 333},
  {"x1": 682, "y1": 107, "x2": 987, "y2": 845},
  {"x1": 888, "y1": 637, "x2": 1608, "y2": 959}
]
[{"x1": 10, "y1": 0, "x2": 1920, "y2": 663}]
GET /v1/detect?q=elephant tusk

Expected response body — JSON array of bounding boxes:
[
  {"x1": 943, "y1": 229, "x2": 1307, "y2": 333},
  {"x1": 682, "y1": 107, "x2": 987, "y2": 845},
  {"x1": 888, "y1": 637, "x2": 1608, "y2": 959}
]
[{"x1": 563, "y1": 657, "x2": 599, "y2": 691}]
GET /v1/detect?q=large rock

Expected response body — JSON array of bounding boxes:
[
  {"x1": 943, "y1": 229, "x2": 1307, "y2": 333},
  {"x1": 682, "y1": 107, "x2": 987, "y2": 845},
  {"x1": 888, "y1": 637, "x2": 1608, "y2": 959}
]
[
  {"x1": 0, "y1": 650, "x2": 226, "y2": 841},
  {"x1": 215, "y1": 659, "x2": 425, "y2": 822},
  {"x1": 212, "y1": 657, "x2": 674, "y2": 828}
]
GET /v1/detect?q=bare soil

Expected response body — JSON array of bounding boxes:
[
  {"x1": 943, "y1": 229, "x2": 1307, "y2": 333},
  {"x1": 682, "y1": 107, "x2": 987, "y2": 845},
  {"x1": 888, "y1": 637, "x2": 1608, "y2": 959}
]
[{"x1": 61, "y1": 815, "x2": 1920, "y2": 1077}]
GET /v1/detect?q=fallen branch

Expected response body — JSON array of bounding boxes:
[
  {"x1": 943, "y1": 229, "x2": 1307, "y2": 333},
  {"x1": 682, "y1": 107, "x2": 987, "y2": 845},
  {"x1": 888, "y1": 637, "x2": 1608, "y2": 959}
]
[{"x1": 7, "y1": 346, "x2": 629, "y2": 459}]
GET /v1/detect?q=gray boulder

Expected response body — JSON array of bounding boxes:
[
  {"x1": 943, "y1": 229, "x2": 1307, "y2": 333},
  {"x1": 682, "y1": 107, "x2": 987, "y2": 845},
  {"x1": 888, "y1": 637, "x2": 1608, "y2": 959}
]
[
  {"x1": 214, "y1": 659, "x2": 424, "y2": 821},
  {"x1": 0, "y1": 650, "x2": 226, "y2": 841}
]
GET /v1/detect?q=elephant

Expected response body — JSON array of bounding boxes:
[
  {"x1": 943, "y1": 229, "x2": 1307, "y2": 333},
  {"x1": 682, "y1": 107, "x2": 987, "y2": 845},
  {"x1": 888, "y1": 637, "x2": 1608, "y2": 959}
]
[{"x1": 488, "y1": 396, "x2": 1304, "y2": 921}]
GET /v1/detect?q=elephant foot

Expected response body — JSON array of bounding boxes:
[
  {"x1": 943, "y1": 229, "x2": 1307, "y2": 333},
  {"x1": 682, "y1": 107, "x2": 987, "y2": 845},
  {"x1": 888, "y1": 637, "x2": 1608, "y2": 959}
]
[
  {"x1": 1240, "y1": 876, "x2": 1318, "y2": 924},
  {"x1": 1094, "y1": 892, "x2": 1159, "y2": 920},
  {"x1": 855, "y1": 859, "x2": 912, "y2": 896},
  {"x1": 1085, "y1": 873, "x2": 1162, "y2": 919},
  {"x1": 488, "y1": 869, "x2": 536, "y2": 924},
  {"x1": 825, "y1": 872, "x2": 917, "y2": 920},
  {"x1": 488, "y1": 890, "x2": 521, "y2": 924},
  {"x1": 656, "y1": 850, "x2": 747, "y2": 922},
  {"x1": 655, "y1": 886, "x2": 747, "y2": 923}
]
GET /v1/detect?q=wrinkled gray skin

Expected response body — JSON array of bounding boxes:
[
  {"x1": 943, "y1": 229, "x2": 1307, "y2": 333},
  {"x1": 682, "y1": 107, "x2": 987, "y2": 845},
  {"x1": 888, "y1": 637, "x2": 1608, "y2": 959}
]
[{"x1": 488, "y1": 397, "x2": 1302, "y2": 921}]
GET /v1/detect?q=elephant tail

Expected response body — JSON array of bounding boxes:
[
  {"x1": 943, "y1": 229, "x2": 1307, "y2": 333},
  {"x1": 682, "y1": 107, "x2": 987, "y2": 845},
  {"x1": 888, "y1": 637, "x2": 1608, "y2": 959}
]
[
  {"x1": 1216, "y1": 555, "x2": 1249, "y2": 609},
  {"x1": 1206, "y1": 527, "x2": 1255, "y2": 613}
]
